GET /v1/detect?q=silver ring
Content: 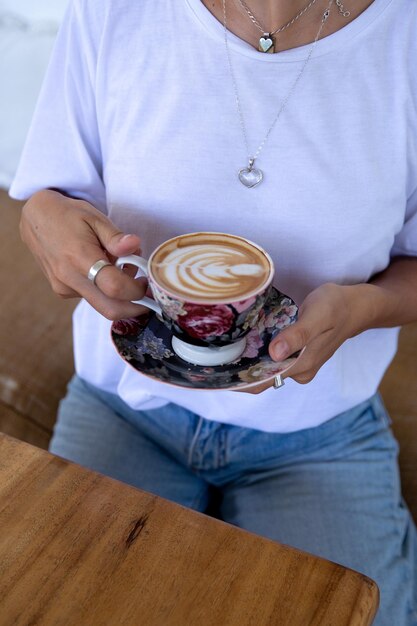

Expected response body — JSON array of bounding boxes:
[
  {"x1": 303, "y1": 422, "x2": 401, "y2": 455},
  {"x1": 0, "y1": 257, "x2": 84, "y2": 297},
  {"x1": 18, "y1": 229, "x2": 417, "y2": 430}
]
[
  {"x1": 273, "y1": 374, "x2": 285, "y2": 389},
  {"x1": 87, "y1": 259, "x2": 112, "y2": 285}
]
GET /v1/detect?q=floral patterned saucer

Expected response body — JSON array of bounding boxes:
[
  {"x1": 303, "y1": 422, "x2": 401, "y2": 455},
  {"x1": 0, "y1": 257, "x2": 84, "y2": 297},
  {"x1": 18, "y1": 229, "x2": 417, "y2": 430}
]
[{"x1": 111, "y1": 287, "x2": 301, "y2": 391}]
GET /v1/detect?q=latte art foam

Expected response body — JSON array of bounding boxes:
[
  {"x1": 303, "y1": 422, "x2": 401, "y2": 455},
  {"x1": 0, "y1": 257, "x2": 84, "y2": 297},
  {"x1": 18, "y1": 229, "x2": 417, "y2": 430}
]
[{"x1": 151, "y1": 235, "x2": 271, "y2": 302}]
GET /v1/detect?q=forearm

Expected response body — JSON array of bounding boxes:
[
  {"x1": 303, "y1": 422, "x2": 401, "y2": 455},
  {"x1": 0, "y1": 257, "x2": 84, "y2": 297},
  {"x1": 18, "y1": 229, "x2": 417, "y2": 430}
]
[{"x1": 349, "y1": 256, "x2": 417, "y2": 336}]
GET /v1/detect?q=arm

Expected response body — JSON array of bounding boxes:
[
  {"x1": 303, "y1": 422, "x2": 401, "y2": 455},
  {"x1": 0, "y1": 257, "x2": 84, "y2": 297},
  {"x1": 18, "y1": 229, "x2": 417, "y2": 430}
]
[
  {"x1": 242, "y1": 256, "x2": 417, "y2": 393},
  {"x1": 351, "y1": 256, "x2": 417, "y2": 331},
  {"x1": 272, "y1": 256, "x2": 417, "y2": 384}
]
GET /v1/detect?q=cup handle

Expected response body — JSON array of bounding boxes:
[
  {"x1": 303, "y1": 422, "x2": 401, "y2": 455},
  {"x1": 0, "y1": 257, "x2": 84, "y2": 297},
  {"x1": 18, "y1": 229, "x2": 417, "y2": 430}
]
[{"x1": 115, "y1": 255, "x2": 162, "y2": 316}]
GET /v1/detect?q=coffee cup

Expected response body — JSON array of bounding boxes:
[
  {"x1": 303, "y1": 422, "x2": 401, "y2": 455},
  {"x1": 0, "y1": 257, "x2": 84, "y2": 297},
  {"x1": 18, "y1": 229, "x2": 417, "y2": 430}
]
[{"x1": 115, "y1": 232, "x2": 274, "y2": 365}]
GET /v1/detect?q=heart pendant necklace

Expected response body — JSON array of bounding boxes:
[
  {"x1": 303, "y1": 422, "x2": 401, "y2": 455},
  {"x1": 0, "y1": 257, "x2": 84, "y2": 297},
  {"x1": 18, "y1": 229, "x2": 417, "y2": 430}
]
[
  {"x1": 258, "y1": 33, "x2": 274, "y2": 54},
  {"x1": 238, "y1": 158, "x2": 263, "y2": 188},
  {"x1": 237, "y1": 0, "x2": 320, "y2": 54},
  {"x1": 237, "y1": 0, "x2": 350, "y2": 55},
  {"x1": 222, "y1": 0, "x2": 333, "y2": 188}
]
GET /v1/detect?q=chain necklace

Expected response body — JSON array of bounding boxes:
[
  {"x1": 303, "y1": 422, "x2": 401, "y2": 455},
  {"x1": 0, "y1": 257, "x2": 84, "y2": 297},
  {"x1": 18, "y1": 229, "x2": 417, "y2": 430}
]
[
  {"x1": 223, "y1": 0, "x2": 333, "y2": 188},
  {"x1": 237, "y1": 0, "x2": 350, "y2": 53},
  {"x1": 334, "y1": 0, "x2": 351, "y2": 17},
  {"x1": 237, "y1": 0, "x2": 319, "y2": 53}
]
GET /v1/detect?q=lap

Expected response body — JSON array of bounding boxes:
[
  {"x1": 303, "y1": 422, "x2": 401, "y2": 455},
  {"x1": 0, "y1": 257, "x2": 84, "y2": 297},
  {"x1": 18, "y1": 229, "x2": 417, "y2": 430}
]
[{"x1": 50, "y1": 376, "x2": 210, "y2": 511}]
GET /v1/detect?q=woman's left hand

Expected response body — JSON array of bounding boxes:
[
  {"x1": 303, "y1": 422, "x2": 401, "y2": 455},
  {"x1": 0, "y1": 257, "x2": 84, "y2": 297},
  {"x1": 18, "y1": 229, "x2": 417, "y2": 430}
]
[{"x1": 240, "y1": 282, "x2": 370, "y2": 394}]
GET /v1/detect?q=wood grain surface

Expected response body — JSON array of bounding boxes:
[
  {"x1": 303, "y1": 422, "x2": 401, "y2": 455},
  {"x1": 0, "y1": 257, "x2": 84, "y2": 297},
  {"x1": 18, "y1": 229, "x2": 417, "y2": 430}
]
[{"x1": 0, "y1": 434, "x2": 378, "y2": 626}]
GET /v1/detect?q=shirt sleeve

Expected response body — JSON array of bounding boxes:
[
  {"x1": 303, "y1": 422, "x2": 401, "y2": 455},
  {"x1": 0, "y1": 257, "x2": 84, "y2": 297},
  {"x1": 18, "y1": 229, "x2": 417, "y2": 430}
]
[
  {"x1": 390, "y1": 29, "x2": 417, "y2": 259},
  {"x1": 391, "y1": 184, "x2": 417, "y2": 257},
  {"x1": 9, "y1": 0, "x2": 106, "y2": 212}
]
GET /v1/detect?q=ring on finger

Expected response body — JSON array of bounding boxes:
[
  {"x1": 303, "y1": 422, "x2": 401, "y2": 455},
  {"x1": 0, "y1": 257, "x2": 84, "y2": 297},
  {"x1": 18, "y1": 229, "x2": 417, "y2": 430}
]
[
  {"x1": 273, "y1": 374, "x2": 285, "y2": 389},
  {"x1": 87, "y1": 259, "x2": 113, "y2": 285}
]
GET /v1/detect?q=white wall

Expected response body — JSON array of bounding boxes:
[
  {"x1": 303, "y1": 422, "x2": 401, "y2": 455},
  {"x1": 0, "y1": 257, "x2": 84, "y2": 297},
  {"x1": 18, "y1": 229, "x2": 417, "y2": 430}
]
[{"x1": 0, "y1": 1, "x2": 68, "y2": 189}]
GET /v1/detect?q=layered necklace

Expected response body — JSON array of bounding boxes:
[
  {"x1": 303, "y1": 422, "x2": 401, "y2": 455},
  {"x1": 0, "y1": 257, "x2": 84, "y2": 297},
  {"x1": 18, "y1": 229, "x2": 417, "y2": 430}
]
[
  {"x1": 223, "y1": 0, "x2": 336, "y2": 187},
  {"x1": 236, "y1": 0, "x2": 320, "y2": 53}
]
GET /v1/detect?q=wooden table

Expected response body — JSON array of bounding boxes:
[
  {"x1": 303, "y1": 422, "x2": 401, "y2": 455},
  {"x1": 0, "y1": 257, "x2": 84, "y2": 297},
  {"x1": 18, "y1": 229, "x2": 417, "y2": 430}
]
[{"x1": 0, "y1": 434, "x2": 378, "y2": 625}]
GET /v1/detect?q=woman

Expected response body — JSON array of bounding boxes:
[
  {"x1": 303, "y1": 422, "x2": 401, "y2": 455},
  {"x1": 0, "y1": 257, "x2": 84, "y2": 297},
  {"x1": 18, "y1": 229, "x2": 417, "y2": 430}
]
[{"x1": 10, "y1": 0, "x2": 417, "y2": 623}]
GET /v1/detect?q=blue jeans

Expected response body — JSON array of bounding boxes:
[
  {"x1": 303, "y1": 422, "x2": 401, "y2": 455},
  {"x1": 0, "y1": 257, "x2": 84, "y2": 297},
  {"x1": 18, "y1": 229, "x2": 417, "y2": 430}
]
[{"x1": 50, "y1": 375, "x2": 417, "y2": 625}]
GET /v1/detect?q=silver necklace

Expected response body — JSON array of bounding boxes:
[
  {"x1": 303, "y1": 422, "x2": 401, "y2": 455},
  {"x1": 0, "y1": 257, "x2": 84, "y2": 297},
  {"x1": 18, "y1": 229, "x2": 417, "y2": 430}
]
[
  {"x1": 237, "y1": 0, "x2": 319, "y2": 53},
  {"x1": 223, "y1": 0, "x2": 333, "y2": 188},
  {"x1": 334, "y1": 0, "x2": 351, "y2": 17}
]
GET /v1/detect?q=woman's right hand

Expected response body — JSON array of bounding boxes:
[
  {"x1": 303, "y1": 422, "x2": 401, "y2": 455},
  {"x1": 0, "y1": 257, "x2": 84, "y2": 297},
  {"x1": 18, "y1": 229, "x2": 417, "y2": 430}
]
[{"x1": 20, "y1": 189, "x2": 150, "y2": 320}]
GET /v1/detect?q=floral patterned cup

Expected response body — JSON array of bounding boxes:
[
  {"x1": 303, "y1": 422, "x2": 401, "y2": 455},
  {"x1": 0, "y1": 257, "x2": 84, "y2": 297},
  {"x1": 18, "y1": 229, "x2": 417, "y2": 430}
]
[{"x1": 116, "y1": 232, "x2": 274, "y2": 365}]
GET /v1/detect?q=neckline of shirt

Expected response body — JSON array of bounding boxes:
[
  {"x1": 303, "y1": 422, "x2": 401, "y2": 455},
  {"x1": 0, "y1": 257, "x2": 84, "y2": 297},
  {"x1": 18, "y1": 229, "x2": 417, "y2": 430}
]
[{"x1": 184, "y1": 0, "x2": 394, "y2": 62}]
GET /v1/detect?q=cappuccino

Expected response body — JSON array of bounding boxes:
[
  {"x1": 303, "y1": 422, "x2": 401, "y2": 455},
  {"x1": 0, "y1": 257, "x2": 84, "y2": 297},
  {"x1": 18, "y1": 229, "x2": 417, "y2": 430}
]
[{"x1": 150, "y1": 233, "x2": 272, "y2": 302}]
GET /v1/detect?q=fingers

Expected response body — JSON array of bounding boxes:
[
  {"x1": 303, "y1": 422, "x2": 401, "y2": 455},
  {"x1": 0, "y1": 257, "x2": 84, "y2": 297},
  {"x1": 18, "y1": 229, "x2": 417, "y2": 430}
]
[
  {"x1": 80, "y1": 212, "x2": 149, "y2": 305},
  {"x1": 70, "y1": 260, "x2": 149, "y2": 320},
  {"x1": 91, "y1": 263, "x2": 148, "y2": 302},
  {"x1": 80, "y1": 280, "x2": 151, "y2": 320},
  {"x1": 241, "y1": 282, "x2": 352, "y2": 389},
  {"x1": 268, "y1": 321, "x2": 312, "y2": 363},
  {"x1": 280, "y1": 339, "x2": 332, "y2": 384},
  {"x1": 269, "y1": 318, "x2": 327, "y2": 385},
  {"x1": 20, "y1": 190, "x2": 150, "y2": 320},
  {"x1": 268, "y1": 289, "x2": 334, "y2": 362},
  {"x1": 89, "y1": 214, "x2": 141, "y2": 258},
  {"x1": 49, "y1": 260, "x2": 150, "y2": 319},
  {"x1": 267, "y1": 284, "x2": 345, "y2": 385},
  {"x1": 281, "y1": 355, "x2": 316, "y2": 384},
  {"x1": 48, "y1": 276, "x2": 80, "y2": 299}
]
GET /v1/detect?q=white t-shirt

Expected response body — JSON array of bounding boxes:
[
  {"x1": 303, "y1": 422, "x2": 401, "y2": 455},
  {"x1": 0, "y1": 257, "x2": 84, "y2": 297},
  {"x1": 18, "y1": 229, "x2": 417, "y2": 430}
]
[{"x1": 10, "y1": 0, "x2": 417, "y2": 432}]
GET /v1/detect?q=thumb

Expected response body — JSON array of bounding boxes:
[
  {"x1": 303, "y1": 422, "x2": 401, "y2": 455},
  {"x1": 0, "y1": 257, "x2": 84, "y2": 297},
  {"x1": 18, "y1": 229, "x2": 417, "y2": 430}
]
[
  {"x1": 93, "y1": 217, "x2": 141, "y2": 257},
  {"x1": 269, "y1": 322, "x2": 310, "y2": 362},
  {"x1": 109, "y1": 233, "x2": 142, "y2": 257}
]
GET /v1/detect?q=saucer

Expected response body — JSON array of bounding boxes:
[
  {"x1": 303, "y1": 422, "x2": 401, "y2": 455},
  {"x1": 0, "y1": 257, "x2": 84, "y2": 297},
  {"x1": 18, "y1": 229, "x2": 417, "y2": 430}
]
[{"x1": 111, "y1": 287, "x2": 301, "y2": 391}]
